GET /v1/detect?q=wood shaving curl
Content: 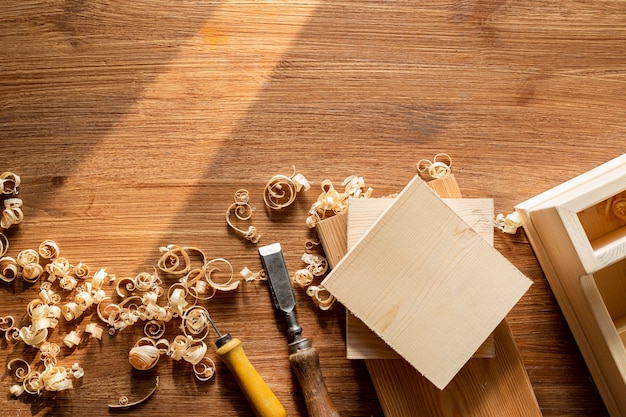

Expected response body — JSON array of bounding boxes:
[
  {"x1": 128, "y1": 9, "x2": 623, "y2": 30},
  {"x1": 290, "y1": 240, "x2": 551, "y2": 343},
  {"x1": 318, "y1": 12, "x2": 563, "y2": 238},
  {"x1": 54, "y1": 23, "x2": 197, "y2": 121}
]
[
  {"x1": 63, "y1": 330, "x2": 81, "y2": 348},
  {"x1": 39, "y1": 240, "x2": 60, "y2": 260},
  {"x1": 416, "y1": 153, "x2": 453, "y2": 179},
  {"x1": 90, "y1": 245, "x2": 238, "y2": 381},
  {"x1": 0, "y1": 256, "x2": 18, "y2": 283},
  {"x1": 17, "y1": 249, "x2": 43, "y2": 282},
  {"x1": 0, "y1": 172, "x2": 20, "y2": 195},
  {"x1": 494, "y1": 211, "x2": 523, "y2": 234},
  {"x1": 193, "y1": 355, "x2": 217, "y2": 381},
  {"x1": 181, "y1": 306, "x2": 212, "y2": 341},
  {"x1": 0, "y1": 315, "x2": 19, "y2": 343},
  {"x1": 263, "y1": 166, "x2": 310, "y2": 210},
  {"x1": 226, "y1": 189, "x2": 261, "y2": 243},
  {"x1": 293, "y1": 269, "x2": 314, "y2": 288},
  {"x1": 1, "y1": 198, "x2": 24, "y2": 229},
  {"x1": 305, "y1": 285, "x2": 336, "y2": 311},
  {"x1": 84, "y1": 322, "x2": 103, "y2": 340},
  {"x1": 109, "y1": 376, "x2": 159, "y2": 409},
  {"x1": 306, "y1": 176, "x2": 373, "y2": 228},
  {"x1": 240, "y1": 266, "x2": 266, "y2": 281},
  {"x1": 291, "y1": 248, "x2": 334, "y2": 309},
  {"x1": 0, "y1": 233, "x2": 8, "y2": 257},
  {"x1": 129, "y1": 337, "x2": 163, "y2": 370}
]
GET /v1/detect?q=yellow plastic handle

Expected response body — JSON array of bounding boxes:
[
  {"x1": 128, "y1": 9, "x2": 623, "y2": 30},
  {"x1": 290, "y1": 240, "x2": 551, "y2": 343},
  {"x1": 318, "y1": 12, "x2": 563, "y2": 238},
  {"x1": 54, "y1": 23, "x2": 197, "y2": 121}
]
[{"x1": 216, "y1": 337, "x2": 287, "y2": 417}]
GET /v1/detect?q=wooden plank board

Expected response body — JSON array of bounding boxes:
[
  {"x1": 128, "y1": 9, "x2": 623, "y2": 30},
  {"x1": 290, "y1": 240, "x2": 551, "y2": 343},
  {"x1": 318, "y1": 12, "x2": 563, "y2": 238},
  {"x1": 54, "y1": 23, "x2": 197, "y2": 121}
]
[
  {"x1": 366, "y1": 321, "x2": 541, "y2": 417},
  {"x1": 321, "y1": 175, "x2": 532, "y2": 389},
  {"x1": 316, "y1": 175, "x2": 542, "y2": 416},
  {"x1": 345, "y1": 197, "x2": 496, "y2": 360},
  {"x1": 316, "y1": 211, "x2": 348, "y2": 270}
]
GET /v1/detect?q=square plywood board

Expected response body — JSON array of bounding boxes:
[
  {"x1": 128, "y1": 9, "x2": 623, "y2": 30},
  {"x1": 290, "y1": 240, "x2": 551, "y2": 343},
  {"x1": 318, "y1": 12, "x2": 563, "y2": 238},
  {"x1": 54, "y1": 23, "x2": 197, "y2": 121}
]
[
  {"x1": 321, "y1": 175, "x2": 532, "y2": 389},
  {"x1": 346, "y1": 197, "x2": 496, "y2": 360}
]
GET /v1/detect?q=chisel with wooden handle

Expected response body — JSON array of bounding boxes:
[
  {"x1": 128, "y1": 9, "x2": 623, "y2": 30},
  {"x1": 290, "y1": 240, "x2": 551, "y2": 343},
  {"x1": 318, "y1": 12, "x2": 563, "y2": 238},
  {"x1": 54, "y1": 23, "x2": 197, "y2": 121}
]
[
  {"x1": 207, "y1": 314, "x2": 287, "y2": 417},
  {"x1": 259, "y1": 243, "x2": 341, "y2": 417}
]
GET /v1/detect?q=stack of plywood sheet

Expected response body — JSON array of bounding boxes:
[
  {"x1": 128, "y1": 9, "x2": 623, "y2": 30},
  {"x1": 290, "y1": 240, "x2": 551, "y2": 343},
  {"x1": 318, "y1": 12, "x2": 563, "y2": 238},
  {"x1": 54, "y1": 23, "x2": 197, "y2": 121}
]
[
  {"x1": 516, "y1": 153, "x2": 626, "y2": 417},
  {"x1": 317, "y1": 175, "x2": 542, "y2": 416}
]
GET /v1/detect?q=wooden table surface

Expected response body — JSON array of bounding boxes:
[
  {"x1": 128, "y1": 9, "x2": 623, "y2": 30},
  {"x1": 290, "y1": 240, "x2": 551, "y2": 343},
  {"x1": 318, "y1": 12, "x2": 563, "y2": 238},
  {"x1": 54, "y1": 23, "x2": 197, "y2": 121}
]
[{"x1": 1, "y1": 1, "x2": 624, "y2": 416}]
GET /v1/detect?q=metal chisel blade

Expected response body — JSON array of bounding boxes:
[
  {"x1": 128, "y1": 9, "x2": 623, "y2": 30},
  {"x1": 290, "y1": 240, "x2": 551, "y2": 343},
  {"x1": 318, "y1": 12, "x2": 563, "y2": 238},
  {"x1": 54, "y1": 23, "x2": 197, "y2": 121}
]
[{"x1": 258, "y1": 243, "x2": 296, "y2": 314}]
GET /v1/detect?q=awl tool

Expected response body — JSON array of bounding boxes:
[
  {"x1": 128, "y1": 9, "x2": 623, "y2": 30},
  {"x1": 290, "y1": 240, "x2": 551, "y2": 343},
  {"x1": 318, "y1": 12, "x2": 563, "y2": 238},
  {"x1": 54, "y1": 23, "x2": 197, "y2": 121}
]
[
  {"x1": 259, "y1": 243, "x2": 341, "y2": 417},
  {"x1": 207, "y1": 314, "x2": 287, "y2": 417}
]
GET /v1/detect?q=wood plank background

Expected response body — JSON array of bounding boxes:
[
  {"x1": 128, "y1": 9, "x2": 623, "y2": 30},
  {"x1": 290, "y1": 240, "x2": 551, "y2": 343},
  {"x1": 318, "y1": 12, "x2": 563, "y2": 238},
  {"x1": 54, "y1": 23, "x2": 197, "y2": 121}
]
[{"x1": 1, "y1": 0, "x2": 624, "y2": 415}]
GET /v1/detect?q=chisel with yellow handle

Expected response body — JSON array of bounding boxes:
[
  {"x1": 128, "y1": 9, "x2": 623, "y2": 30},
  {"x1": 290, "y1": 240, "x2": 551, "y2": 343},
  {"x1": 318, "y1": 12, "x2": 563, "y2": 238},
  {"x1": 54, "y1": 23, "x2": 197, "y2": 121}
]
[
  {"x1": 207, "y1": 314, "x2": 287, "y2": 417},
  {"x1": 259, "y1": 243, "x2": 341, "y2": 417}
]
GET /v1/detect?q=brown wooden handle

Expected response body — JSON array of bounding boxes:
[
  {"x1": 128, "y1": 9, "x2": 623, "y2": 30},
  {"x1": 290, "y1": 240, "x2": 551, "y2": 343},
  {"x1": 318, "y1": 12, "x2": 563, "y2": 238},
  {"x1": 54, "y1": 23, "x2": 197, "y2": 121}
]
[{"x1": 289, "y1": 346, "x2": 341, "y2": 417}]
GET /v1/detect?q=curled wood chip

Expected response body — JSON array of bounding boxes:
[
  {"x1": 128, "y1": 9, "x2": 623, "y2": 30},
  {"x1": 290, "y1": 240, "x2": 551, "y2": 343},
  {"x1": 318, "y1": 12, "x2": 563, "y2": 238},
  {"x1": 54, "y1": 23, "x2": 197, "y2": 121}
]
[
  {"x1": 109, "y1": 376, "x2": 159, "y2": 409},
  {"x1": 7, "y1": 358, "x2": 31, "y2": 382},
  {"x1": 129, "y1": 337, "x2": 162, "y2": 370},
  {"x1": 291, "y1": 249, "x2": 332, "y2": 309},
  {"x1": 305, "y1": 285, "x2": 336, "y2": 311},
  {"x1": 181, "y1": 306, "x2": 211, "y2": 342},
  {"x1": 143, "y1": 320, "x2": 166, "y2": 339},
  {"x1": 0, "y1": 233, "x2": 8, "y2": 257},
  {"x1": 73, "y1": 262, "x2": 90, "y2": 279},
  {"x1": 168, "y1": 285, "x2": 190, "y2": 317},
  {"x1": 19, "y1": 325, "x2": 48, "y2": 346},
  {"x1": 416, "y1": 153, "x2": 453, "y2": 179},
  {"x1": 226, "y1": 189, "x2": 261, "y2": 243},
  {"x1": 204, "y1": 258, "x2": 240, "y2": 293},
  {"x1": 157, "y1": 244, "x2": 192, "y2": 275},
  {"x1": 293, "y1": 269, "x2": 314, "y2": 288},
  {"x1": 1, "y1": 198, "x2": 24, "y2": 229},
  {"x1": 304, "y1": 238, "x2": 321, "y2": 250},
  {"x1": 495, "y1": 211, "x2": 523, "y2": 234},
  {"x1": 0, "y1": 256, "x2": 18, "y2": 283},
  {"x1": 167, "y1": 335, "x2": 207, "y2": 366},
  {"x1": 264, "y1": 166, "x2": 310, "y2": 210},
  {"x1": 0, "y1": 315, "x2": 15, "y2": 332},
  {"x1": 84, "y1": 323, "x2": 103, "y2": 340},
  {"x1": 301, "y1": 252, "x2": 328, "y2": 277},
  {"x1": 306, "y1": 176, "x2": 373, "y2": 228},
  {"x1": 63, "y1": 330, "x2": 81, "y2": 348},
  {"x1": 1, "y1": 316, "x2": 19, "y2": 343},
  {"x1": 240, "y1": 266, "x2": 266, "y2": 281},
  {"x1": 39, "y1": 240, "x2": 60, "y2": 260},
  {"x1": 45, "y1": 257, "x2": 71, "y2": 284},
  {"x1": 193, "y1": 355, "x2": 216, "y2": 381},
  {"x1": 0, "y1": 172, "x2": 20, "y2": 195}
]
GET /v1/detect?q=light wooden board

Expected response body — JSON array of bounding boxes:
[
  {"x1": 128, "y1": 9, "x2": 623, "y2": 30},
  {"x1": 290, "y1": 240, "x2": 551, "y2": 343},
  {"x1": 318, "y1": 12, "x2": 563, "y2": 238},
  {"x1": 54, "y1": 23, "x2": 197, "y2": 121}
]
[
  {"x1": 316, "y1": 175, "x2": 542, "y2": 416},
  {"x1": 321, "y1": 175, "x2": 532, "y2": 389},
  {"x1": 425, "y1": 173, "x2": 463, "y2": 199},
  {"x1": 346, "y1": 197, "x2": 496, "y2": 360},
  {"x1": 316, "y1": 212, "x2": 348, "y2": 270},
  {"x1": 366, "y1": 321, "x2": 541, "y2": 417},
  {"x1": 515, "y1": 153, "x2": 626, "y2": 417}
]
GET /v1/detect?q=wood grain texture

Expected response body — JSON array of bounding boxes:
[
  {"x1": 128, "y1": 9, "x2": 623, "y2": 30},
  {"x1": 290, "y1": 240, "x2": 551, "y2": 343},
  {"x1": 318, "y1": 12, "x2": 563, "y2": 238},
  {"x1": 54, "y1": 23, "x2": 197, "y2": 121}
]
[
  {"x1": 366, "y1": 321, "x2": 541, "y2": 417},
  {"x1": 321, "y1": 177, "x2": 531, "y2": 389},
  {"x1": 0, "y1": 0, "x2": 622, "y2": 415},
  {"x1": 344, "y1": 197, "x2": 496, "y2": 360},
  {"x1": 515, "y1": 155, "x2": 626, "y2": 416},
  {"x1": 339, "y1": 180, "x2": 539, "y2": 416}
]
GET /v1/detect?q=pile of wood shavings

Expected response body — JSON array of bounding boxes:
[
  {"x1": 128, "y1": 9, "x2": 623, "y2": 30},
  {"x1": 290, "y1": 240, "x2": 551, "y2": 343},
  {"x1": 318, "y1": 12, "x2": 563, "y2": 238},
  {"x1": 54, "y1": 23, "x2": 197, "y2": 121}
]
[{"x1": 0, "y1": 173, "x2": 241, "y2": 402}]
